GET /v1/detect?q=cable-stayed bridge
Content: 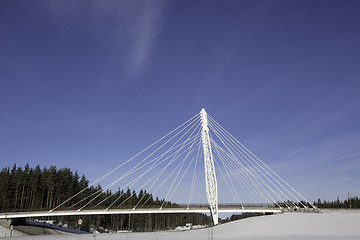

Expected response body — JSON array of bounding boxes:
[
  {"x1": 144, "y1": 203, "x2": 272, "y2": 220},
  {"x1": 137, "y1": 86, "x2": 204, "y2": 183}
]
[{"x1": 0, "y1": 109, "x2": 316, "y2": 225}]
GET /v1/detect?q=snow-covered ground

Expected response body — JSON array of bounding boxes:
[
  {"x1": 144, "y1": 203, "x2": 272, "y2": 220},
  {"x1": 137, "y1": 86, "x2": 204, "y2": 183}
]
[
  {"x1": 0, "y1": 225, "x2": 26, "y2": 238},
  {"x1": 1, "y1": 211, "x2": 360, "y2": 239}
]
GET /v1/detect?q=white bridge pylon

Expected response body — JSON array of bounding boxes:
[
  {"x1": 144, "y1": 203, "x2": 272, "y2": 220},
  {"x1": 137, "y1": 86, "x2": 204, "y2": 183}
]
[
  {"x1": 200, "y1": 109, "x2": 219, "y2": 225},
  {"x1": 12, "y1": 109, "x2": 315, "y2": 225}
]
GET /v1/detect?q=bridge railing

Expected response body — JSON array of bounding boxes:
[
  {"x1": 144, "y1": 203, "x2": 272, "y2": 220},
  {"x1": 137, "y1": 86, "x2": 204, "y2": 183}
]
[
  {"x1": 177, "y1": 203, "x2": 278, "y2": 209},
  {"x1": 0, "y1": 203, "x2": 279, "y2": 215}
]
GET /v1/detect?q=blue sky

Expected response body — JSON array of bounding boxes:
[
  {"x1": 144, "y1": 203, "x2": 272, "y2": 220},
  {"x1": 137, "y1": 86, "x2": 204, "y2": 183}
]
[{"x1": 1, "y1": 0, "x2": 360, "y2": 203}]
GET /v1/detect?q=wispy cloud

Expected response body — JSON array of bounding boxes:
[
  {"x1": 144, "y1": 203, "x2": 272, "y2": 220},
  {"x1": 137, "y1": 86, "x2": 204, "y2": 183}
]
[
  {"x1": 273, "y1": 137, "x2": 360, "y2": 172},
  {"x1": 33, "y1": 0, "x2": 166, "y2": 76},
  {"x1": 126, "y1": 1, "x2": 165, "y2": 74}
]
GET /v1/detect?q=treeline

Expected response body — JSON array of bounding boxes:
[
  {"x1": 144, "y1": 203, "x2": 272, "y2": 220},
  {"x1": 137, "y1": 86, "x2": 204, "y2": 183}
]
[
  {"x1": 0, "y1": 164, "x2": 90, "y2": 212},
  {"x1": 221, "y1": 212, "x2": 264, "y2": 224},
  {"x1": 0, "y1": 163, "x2": 168, "y2": 212},
  {"x1": 314, "y1": 197, "x2": 360, "y2": 209},
  {"x1": 0, "y1": 164, "x2": 210, "y2": 232}
]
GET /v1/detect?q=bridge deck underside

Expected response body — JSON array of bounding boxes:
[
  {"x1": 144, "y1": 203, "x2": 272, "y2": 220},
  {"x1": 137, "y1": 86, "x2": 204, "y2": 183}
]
[{"x1": 0, "y1": 208, "x2": 281, "y2": 219}]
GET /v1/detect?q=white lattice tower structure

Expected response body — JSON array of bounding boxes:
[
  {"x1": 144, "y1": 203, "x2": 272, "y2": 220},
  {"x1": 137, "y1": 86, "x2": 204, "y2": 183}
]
[{"x1": 200, "y1": 108, "x2": 219, "y2": 225}]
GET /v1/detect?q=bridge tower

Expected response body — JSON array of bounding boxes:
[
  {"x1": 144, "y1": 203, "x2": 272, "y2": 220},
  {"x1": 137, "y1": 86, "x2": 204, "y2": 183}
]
[{"x1": 200, "y1": 108, "x2": 219, "y2": 225}]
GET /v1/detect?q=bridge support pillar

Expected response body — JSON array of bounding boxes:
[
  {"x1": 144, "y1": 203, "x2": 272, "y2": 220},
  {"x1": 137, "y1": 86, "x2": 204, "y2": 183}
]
[{"x1": 200, "y1": 108, "x2": 218, "y2": 225}]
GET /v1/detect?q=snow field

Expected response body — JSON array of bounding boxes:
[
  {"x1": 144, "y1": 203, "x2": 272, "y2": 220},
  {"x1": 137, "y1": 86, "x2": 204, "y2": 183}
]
[{"x1": 1, "y1": 211, "x2": 359, "y2": 240}]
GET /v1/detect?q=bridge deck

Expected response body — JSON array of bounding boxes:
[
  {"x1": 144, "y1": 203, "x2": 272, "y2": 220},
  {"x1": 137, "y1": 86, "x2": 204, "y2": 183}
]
[{"x1": 0, "y1": 208, "x2": 281, "y2": 219}]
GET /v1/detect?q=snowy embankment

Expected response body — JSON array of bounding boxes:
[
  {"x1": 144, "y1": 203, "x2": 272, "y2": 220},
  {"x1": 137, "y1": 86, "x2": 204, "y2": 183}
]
[
  {"x1": 0, "y1": 223, "x2": 25, "y2": 238},
  {"x1": 2, "y1": 210, "x2": 360, "y2": 239}
]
